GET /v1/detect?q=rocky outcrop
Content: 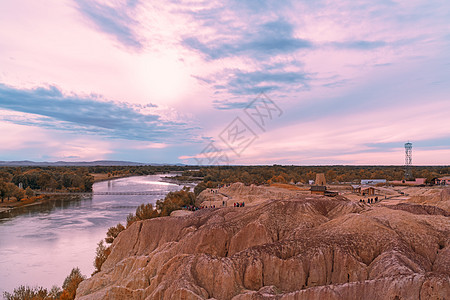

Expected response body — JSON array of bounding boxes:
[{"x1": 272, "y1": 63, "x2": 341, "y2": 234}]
[
  {"x1": 76, "y1": 195, "x2": 449, "y2": 300},
  {"x1": 406, "y1": 188, "x2": 450, "y2": 211}
]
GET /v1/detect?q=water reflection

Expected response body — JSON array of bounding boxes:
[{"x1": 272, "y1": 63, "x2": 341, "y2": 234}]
[
  {"x1": 0, "y1": 174, "x2": 183, "y2": 297},
  {"x1": 0, "y1": 195, "x2": 90, "y2": 221}
]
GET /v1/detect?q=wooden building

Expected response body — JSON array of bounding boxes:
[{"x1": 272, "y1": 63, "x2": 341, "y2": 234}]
[
  {"x1": 435, "y1": 177, "x2": 450, "y2": 185},
  {"x1": 310, "y1": 185, "x2": 326, "y2": 195},
  {"x1": 351, "y1": 185, "x2": 376, "y2": 196},
  {"x1": 361, "y1": 186, "x2": 375, "y2": 196}
]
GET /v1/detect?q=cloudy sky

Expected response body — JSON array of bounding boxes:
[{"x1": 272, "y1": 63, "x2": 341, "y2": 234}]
[{"x1": 0, "y1": 0, "x2": 449, "y2": 165}]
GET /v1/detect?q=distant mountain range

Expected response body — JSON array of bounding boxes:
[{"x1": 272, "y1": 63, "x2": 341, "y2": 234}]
[{"x1": 0, "y1": 160, "x2": 184, "y2": 167}]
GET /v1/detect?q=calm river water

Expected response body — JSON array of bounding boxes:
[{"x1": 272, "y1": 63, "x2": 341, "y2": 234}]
[{"x1": 0, "y1": 174, "x2": 184, "y2": 296}]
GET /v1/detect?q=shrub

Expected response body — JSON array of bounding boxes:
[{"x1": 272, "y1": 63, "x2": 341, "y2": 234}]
[
  {"x1": 25, "y1": 186, "x2": 34, "y2": 198},
  {"x1": 60, "y1": 267, "x2": 85, "y2": 300},
  {"x1": 3, "y1": 267, "x2": 85, "y2": 300},
  {"x1": 3, "y1": 285, "x2": 61, "y2": 300},
  {"x1": 156, "y1": 186, "x2": 195, "y2": 216},
  {"x1": 93, "y1": 240, "x2": 111, "y2": 275},
  {"x1": 136, "y1": 203, "x2": 159, "y2": 220},
  {"x1": 126, "y1": 213, "x2": 138, "y2": 228},
  {"x1": 105, "y1": 223, "x2": 125, "y2": 244},
  {"x1": 3, "y1": 285, "x2": 58, "y2": 300},
  {"x1": 126, "y1": 203, "x2": 159, "y2": 228}
]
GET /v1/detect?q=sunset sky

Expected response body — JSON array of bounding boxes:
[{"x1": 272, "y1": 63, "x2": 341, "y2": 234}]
[{"x1": 0, "y1": 0, "x2": 449, "y2": 165}]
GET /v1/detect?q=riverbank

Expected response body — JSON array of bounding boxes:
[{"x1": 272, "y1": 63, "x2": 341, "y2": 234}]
[
  {"x1": 0, "y1": 195, "x2": 45, "y2": 214},
  {"x1": 0, "y1": 174, "x2": 186, "y2": 297},
  {"x1": 0, "y1": 194, "x2": 84, "y2": 219},
  {"x1": 0, "y1": 173, "x2": 188, "y2": 219}
]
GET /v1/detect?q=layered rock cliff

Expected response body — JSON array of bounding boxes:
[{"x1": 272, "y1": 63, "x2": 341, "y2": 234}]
[{"x1": 76, "y1": 194, "x2": 449, "y2": 299}]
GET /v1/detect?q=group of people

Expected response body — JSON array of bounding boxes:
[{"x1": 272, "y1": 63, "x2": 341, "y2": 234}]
[
  {"x1": 201, "y1": 205, "x2": 216, "y2": 209},
  {"x1": 360, "y1": 196, "x2": 378, "y2": 204},
  {"x1": 217, "y1": 183, "x2": 232, "y2": 188},
  {"x1": 234, "y1": 202, "x2": 245, "y2": 207},
  {"x1": 208, "y1": 184, "x2": 232, "y2": 194},
  {"x1": 183, "y1": 205, "x2": 200, "y2": 211}
]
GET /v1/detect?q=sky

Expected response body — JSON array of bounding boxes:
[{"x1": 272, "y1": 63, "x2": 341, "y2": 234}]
[{"x1": 0, "y1": 0, "x2": 449, "y2": 165}]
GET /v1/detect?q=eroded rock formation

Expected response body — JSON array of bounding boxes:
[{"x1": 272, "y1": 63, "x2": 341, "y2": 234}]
[
  {"x1": 76, "y1": 194, "x2": 449, "y2": 299},
  {"x1": 197, "y1": 182, "x2": 308, "y2": 207}
]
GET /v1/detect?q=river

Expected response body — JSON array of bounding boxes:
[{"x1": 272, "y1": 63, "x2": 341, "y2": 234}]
[{"x1": 0, "y1": 174, "x2": 185, "y2": 297}]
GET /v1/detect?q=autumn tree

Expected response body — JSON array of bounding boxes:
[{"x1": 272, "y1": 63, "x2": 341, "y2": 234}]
[
  {"x1": 126, "y1": 204, "x2": 159, "y2": 227},
  {"x1": 270, "y1": 175, "x2": 287, "y2": 183},
  {"x1": 0, "y1": 180, "x2": 6, "y2": 202},
  {"x1": 12, "y1": 187, "x2": 25, "y2": 201},
  {"x1": 156, "y1": 187, "x2": 195, "y2": 216},
  {"x1": 60, "y1": 267, "x2": 85, "y2": 300},
  {"x1": 3, "y1": 285, "x2": 60, "y2": 300},
  {"x1": 25, "y1": 186, "x2": 34, "y2": 198},
  {"x1": 194, "y1": 181, "x2": 207, "y2": 196},
  {"x1": 4, "y1": 182, "x2": 16, "y2": 201},
  {"x1": 37, "y1": 172, "x2": 52, "y2": 190},
  {"x1": 105, "y1": 223, "x2": 125, "y2": 244},
  {"x1": 93, "y1": 240, "x2": 110, "y2": 275},
  {"x1": 325, "y1": 170, "x2": 335, "y2": 183},
  {"x1": 0, "y1": 171, "x2": 12, "y2": 182}
]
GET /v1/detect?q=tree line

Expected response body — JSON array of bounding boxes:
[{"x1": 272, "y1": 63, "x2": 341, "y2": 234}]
[
  {"x1": 0, "y1": 167, "x2": 94, "y2": 202},
  {"x1": 0, "y1": 165, "x2": 199, "y2": 202},
  {"x1": 86, "y1": 165, "x2": 189, "y2": 176},
  {"x1": 183, "y1": 165, "x2": 450, "y2": 194}
]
